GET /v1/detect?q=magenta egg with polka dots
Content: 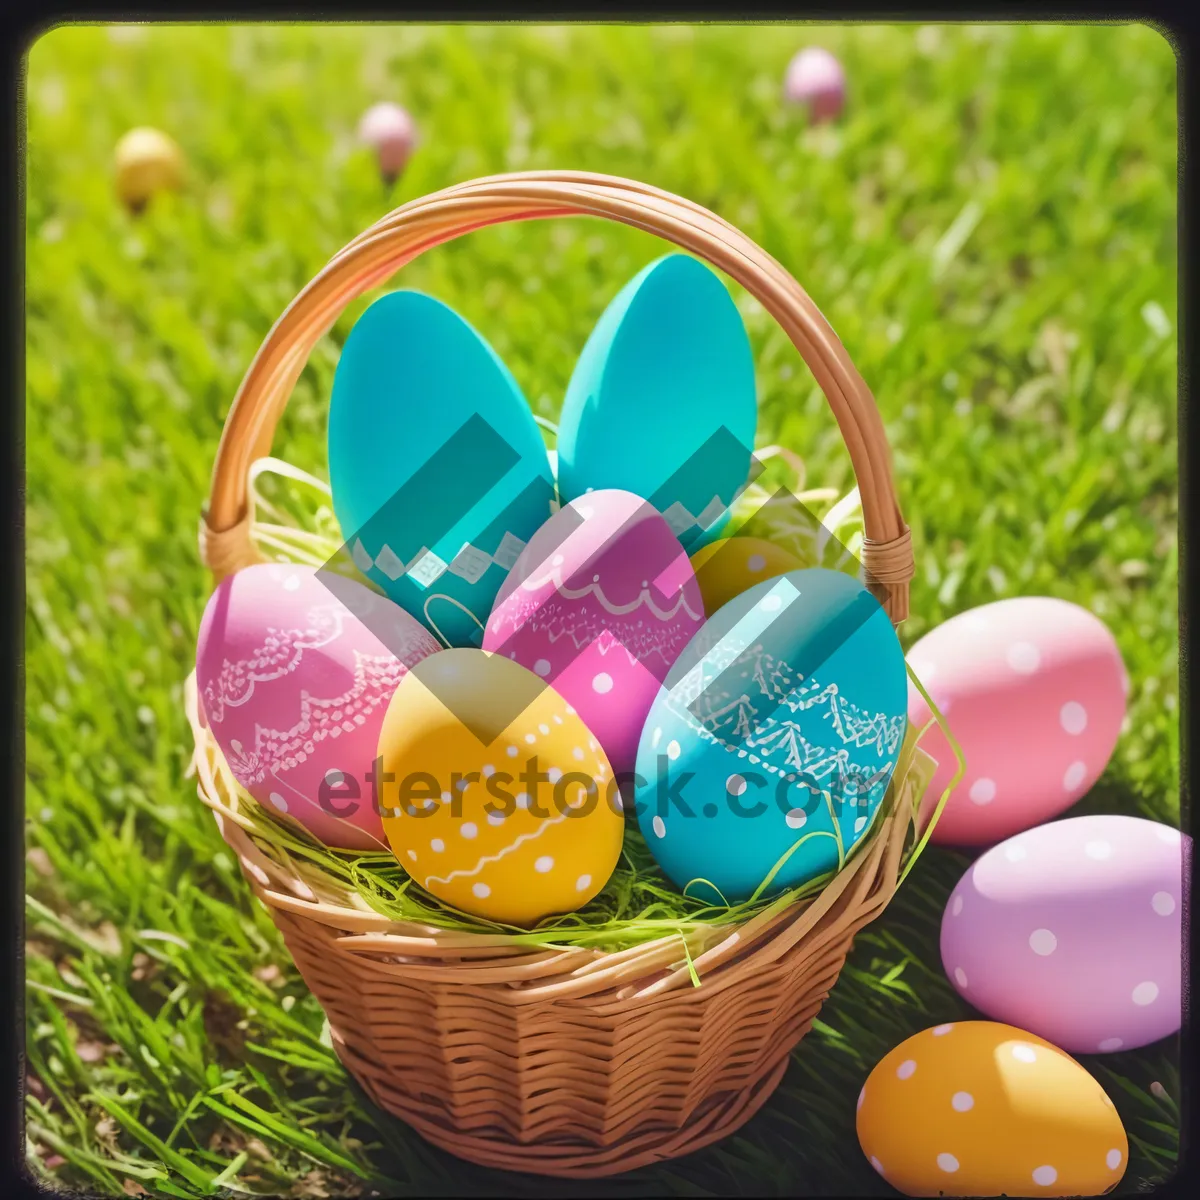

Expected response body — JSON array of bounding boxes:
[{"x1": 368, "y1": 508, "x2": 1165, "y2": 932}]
[
  {"x1": 909, "y1": 596, "x2": 1127, "y2": 846},
  {"x1": 482, "y1": 489, "x2": 705, "y2": 777},
  {"x1": 941, "y1": 814, "x2": 1185, "y2": 1054},
  {"x1": 196, "y1": 563, "x2": 440, "y2": 850}
]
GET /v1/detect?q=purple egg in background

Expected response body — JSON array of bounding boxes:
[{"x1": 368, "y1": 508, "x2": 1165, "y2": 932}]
[{"x1": 941, "y1": 813, "x2": 1186, "y2": 1054}]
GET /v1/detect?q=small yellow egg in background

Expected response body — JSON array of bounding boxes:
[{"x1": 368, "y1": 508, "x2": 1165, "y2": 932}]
[
  {"x1": 856, "y1": 1021, "x2": 1127, "y2": 1197},
  {"x1": 689, "y1": 535, "x2": 803, "y2": 615},
  {"x1": 114, "y1": 127, "x2": 185, "y2": 211},
  {"x1": 377, "y1": 649, "x2": 624, "y2": 926}
]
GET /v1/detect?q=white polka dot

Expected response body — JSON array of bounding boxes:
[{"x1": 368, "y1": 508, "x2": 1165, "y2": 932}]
[
  {"x1": 896, "y1": 1059, "x2": 917, "y2": 1080},
  {"x1": 268, "y1": 792, "x2": 288, "y2": 812},
  {"x1": 533, "y1": 658, "x2": 551, "y2": 677},
  {"x1": 483, "y1": 764, "x2": 496, "y2": 778},
  {"x1": 588, "y1": 738, "x2": 597, "y2": 751},
  {"x1": 652, "y1": 816, "x2": 666, "y2": 839},
  {"x1": 1132, "y1": 981, "x2": 1159, "y2": 1006},
  {"x1": 456, "y1": 778, "x2": 469, "y2": 791},
  {"x1": 565, "y1": 704, "x2": 576, "y2": 715},
  {"x1": 760, "y1": 594, "x2": 782, "y2": 612},
  {"x1": 431, "y1": 838, "x2": 445, "y2": 852},
  {"x1": 535, "y1": 856, "x2": 554, "y2": 873},
  {"x1": 870, "y1": 1156, "x2": 884, "y2": 1175},
  {"x1": 515, "y1": 792, "x2": 530, "y2": 809},
  {"x1": 1098, "y1": 1037, "x2": 1124, "y2": 1052},
  {"x1": 667, "y1": 740, "x2": 681, "y2": 760},
  {"x1": 472, "y1": 882, "x2": 490, "y2": 899},
  {"x1": 1004, "y1": 844, "x2": 1028, "y2": 862},
  {"x1": 932, "y1": 1023, "x2": 954, "y2": 1036},
  {"x1": 576, "y1": 874, "x2": 592, "y2": 892},
  {"x1": 1152, "y1": 891, "x2": 1176, "y2": 916},
  {"x1": 592, "y1": 672, "x2": 613, "y2": 694},
  {"x1": 283, "y1": 574, "x2": 300, "y2": 591},
  {"x1": 551, "y1": 554, "x2": 564, "y2": 567},
  {"x1": 507, "y1": 745, "x2": 519, "y2": 757},
  {"x1": 406, "y1": 849, "x2": 417, "y2": 862},
  {"x1": 461, "y1": 822, "x2": 478, "y2": 839},
  {"x1": 727, "y1": 773, "x2": 747, "y2": 796},
  {"x1": 553, "y1": 714, "x2": 563, "y2": 724},
  {"x1": 1006, "y1": 641, "x2": 1042, "y2": 673},
  {"x1": 1063, "y1": 761, "x2": 1088, "y2": 791},
  {"x1": 853, "y1": 815, "x2": 867, "y2": 833},
  {"x1": 1012, "y1": 1043, "x2": 1037, "y2": 1063},
  {"x1": 1061, "y1": 701, "x2": 1088, "y2": 734},
  {"x1": 747, "y1": 554, "x2": 767, "y2": 572},
  {"x1": 857, "y1": 1087, "x2": 865, "y2": 1112},
  {"x1": 1157, "y1": 825, "x2": 1181, "y2": 845},
  {"x1": 539, "y1": 723, "x2": 550, "y2": 735},
  {"x1": 524, "y1": 732, "x2": 537, "y2": 744},
  {"x1": 392, "y1": 807, "x2": 403, "y2": 818},
  {"x1": 954, "y1": 967, "x2": 968, "y2": 988},
  {"x1": 1107, "y1": 1149, "x2": 1122, "y2": 1170},
  {"x1": 1085, "y1": 840, "x2": 1112, "y2": 861},
  {"x1": 548, "y1": 767, "x2": 563, "y2": 784},
  {"x1": 651, "y1": 727, "x2": 662, "y2": 749},
  {"x1": 573, "y1": 747, "x2": 585, "y2": 761},
  {"x1": 786, "y1": 809, "x2": 807, "y2": 830},
  {"x1": 910, "y1": 657, "x2": 936, "y2": 681},
  {"x1": 487, "y1": 812, "x2": 505, "y2": 827},
  {"x1": 968, "y1": 777, "x2": 996, "y2": 805},
  {"x1": 1032, "y1": 1166, "x2": 1058, "y2": 1187},
  {"x1": 324, "y1": 769, "x2": 344, "y2": 786},
  {"x1": 1029, "y1": 928, "x2": 1058, "y2": 956},
  {"x1": 937, "y1": 1153, "x2": 959, "y2": 1174},
  {"x1": 951, "y1": 1091, "x2": 974, "y2": 1112},
  {"x1": 440, "y1": 791, "x2": 452, "y2": 803},
  {"x1": 951, "y1": 895, "x2": 963, "y2": 917}
]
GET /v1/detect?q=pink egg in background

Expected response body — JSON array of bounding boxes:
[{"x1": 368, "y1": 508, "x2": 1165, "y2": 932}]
[
  {"x1": 941, "y1": 813, "x2": 1186, "y2": 1054},
  {"x1": 910, "y1": 596, "x2": 1128, "y2": 846},
  {"x1": 483, "y1": 489, "x2": 705, "y2": 777},
  {"x1": 196, "y1": 562, "x2": 440, "y2": 850}
]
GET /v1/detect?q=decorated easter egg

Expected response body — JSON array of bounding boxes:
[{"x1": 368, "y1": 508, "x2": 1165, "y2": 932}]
[
  {"x1": 557, "y1": 255, "x2": 757, "y2": 551},
  {"x1": 328, "y1": 291, "x2": 556, "y2": 648},
  {"x1": 195, "y1": 563, "x2": 440, "y2": 850},
  {"x1": 634, "y1": 567, "x2": 908, "y2": 903},
  {"x1": 857, "y1": 1021, "x2": 1128, "y2": 1197},
  {"x1": 941, "y1": 814, "x2": 1185, "y2": 1054},
  {"x1": 909, "y1": 597, "x2": 1127, "y2": 846},
  {"x1": 114, "y1": 127, "x2": 184, "y2": 211},
  {"x1": 482, "y1": 489, "x2": 705, "y2": 777},
  {"x1": 376, "y1": 649, "x2": 624, "y2": 925},
  {"x1": 689, "y1": 535, "x2": 803, "y2": 615}
]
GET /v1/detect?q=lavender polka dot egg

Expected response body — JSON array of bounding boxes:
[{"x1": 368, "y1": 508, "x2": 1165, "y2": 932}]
[
  {"x1": 196, "y1": 563, "x2": 440, "y2": 850},
  {"x1": 483, "y1": 489, "x2": 705, "y2": 777},
  {"x1": 909, "y1": 596, "x2": 1127, "y2": 846},
  {"x1": 941, "y1": 814, "x2": 1186, "y2": 1054}
]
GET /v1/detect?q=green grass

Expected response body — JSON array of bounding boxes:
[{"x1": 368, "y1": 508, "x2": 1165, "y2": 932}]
[{"x1": 24, "y1": 20, "x2": 1179, "y2": 1198}]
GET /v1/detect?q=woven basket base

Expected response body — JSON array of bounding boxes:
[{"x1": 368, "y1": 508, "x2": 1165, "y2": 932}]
[{"x1": 342, "y1": 1036, "x2": 793, "y2": 1179}]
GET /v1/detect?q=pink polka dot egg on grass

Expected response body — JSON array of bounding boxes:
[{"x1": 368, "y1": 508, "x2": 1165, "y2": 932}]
[
  {"x1": 942, "y1": 814, "x2": 1186, "y2": 1055},
  {"x1": 482, "y1": 488, "x2": 705, "y2": 778},
  {"x1": 196, "y1": 562, "x2": 440, "y2": 850},
  {"x1": 910, "y1": 596, "x2": 1127, "y2": 846},
  {"x1": 857, "y1": 1021, "x2": 1127, "y2": 1197}
]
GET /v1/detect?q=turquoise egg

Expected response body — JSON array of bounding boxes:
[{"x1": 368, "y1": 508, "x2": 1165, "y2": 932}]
[
  {"x1": 328, "y1": 291, "x2": 555, "y2": 647},
  {"x1": 633, "y1": 567, "x2": 908, "y2": 904},
  {"x1": 556, "y1": 255, "x2": 757, "y2": 552}
]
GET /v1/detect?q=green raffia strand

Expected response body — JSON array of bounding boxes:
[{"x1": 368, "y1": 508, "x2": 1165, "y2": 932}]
[
  {"x1": 225, "y1": 460, "x2": 940, "y2": 962},
  {"x1": 896, "y1": 663, "x2": 967, "y2": 888}
]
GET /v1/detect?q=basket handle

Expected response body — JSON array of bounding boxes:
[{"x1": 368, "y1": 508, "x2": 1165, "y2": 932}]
[{"x1": 200, "y1": 170, "x2": 913, "y2": 621}]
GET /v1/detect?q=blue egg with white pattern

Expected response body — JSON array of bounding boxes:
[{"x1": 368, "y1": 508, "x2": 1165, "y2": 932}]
[
  {"x1": 633, "y1": 567, "x2": 908, "y2": 904},
  {"x1": 556, "y1": 254, "x2": 757, "y2": 552},
  {"x1": 328, "y1": 291, "x2": 556, "y2": 648}
]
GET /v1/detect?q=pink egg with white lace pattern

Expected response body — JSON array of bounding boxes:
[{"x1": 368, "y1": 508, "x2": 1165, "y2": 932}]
[
  {"x1": 483, "y1": 489, "x2": 705, "y2": 777},
  {"x1": 910, "y1": 597, "x2": 1127, "y2": 846},
  {"x1": 196, "y1": 563, "x2": 439, "y2": 850}
]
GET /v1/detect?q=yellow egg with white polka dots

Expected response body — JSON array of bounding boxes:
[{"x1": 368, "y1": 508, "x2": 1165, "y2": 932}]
[
  {"x1": 376, "y1": 649, "x2": 624, "y2": 926},
  {"x1": 689, "y1": 536, "x2": 803, "y2": 615},
  {"x1": 856, "y1": 1021, "x2": 1128, "y2": 1197}
]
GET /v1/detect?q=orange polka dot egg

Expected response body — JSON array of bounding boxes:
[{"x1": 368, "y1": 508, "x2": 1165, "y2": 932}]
[
  {"x1": 857, "y1": 1021, "x2": 1127, "y2": 1197},
  {"x1": 377, "y1": 649, "x2": 624, "y2": 926}
]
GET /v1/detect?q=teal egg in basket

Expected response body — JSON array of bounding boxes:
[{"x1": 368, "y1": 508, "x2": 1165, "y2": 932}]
[
  {"x1": 633, "y1": 567, "x2": 908, "y2": 904},
  {"x1": 327, "y1": 291, "x2": 556, "y2": 647},
  {"x1": 556, "y1": 254, "x2": 757, "y2": 552}
]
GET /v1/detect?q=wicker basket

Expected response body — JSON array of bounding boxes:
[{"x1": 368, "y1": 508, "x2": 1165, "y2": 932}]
[{"x1": 190, "y1": 172, "x2": 923, "y2": 1179}]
